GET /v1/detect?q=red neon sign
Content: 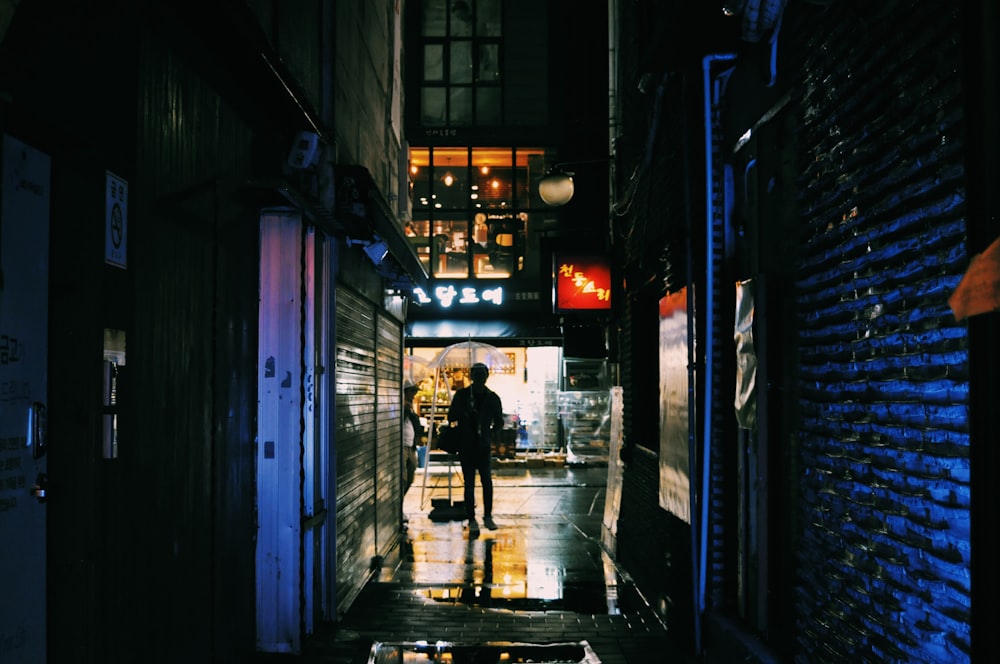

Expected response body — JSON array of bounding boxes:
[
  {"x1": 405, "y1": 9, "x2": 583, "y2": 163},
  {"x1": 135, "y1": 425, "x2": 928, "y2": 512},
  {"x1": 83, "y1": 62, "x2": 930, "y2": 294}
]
[{"x1": 554, "y1": 254, "x2": 612, "y2": 311}]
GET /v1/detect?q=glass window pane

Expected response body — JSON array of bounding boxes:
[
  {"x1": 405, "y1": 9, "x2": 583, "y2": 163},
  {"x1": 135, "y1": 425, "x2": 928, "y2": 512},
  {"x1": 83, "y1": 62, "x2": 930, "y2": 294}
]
[
  {"x1": 478, "y1": 44, "x2": 500, "y2": 82},
  {"x1": 433, "y1": 148, "x2": 469, "y2": 210},
  {"x1": 472, "y1": 212, "x2": 522, "y2": 278},
  {"x1": 476, "y1": 87, "x2": 500, "y2": 125},
  {"x1": 470, "y1": 147, "x2": 506, "y2": 210},
  {"x1": 450, "y1": 42, "x2": 473, "y2": 83},
  {"x1": 432, "y1": 212, "x2": 471, "y2": 278},
  {"x1": 422, "y1": 88, "x2": 446, "y2": 125},
  {"x1": 424, "y1": 44, "x2": 444, "y2": 81},
  {"x1": 407, "y1": 218, "x2": 432, "y2": 272},
  {"x1": 476, "y1": 0, "x2": 501, "y2": 36},
  {"x1": 405, "y1": 148, "x2": 551, "y2": 281},
  {"x1": 422, "y1": 0, "x2": 447, "y2": 36},
  {"x1": 478, "y1": 168, "x2": 511, "y2": 210},
  {"x1": 435, "y1": 166, "x2": 468, "y2": 210},
  {"x1": 450, "y1": 0, "x2": 473, "y2": 36},
  {"x1": 470, "y1": 147, "x2": 510, "y2": 174},
  {"x1": 409, "y1": 149, "x2": 431, "y2": 211},
  {"x1": 449, "y1": 87, "x2": 472, "y2": 124}
]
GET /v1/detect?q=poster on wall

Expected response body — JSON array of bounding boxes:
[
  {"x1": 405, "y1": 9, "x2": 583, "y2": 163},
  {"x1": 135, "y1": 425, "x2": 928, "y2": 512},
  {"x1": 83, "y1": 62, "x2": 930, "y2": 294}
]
[{"x1": 658, "y1": 288, "x2": 690, "y2": 523}]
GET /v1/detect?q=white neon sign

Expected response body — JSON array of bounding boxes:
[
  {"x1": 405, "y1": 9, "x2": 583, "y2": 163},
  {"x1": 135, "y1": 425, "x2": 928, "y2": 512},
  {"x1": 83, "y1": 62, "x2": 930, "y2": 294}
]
[{"x1": 413, "y1": 284, "x2": 505, "y2": 308}]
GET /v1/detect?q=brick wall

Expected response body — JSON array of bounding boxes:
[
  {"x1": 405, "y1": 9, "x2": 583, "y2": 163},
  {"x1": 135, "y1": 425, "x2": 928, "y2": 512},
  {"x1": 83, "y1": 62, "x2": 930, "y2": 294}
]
[
  {"x1": 790, "y1": 1, "x2": 970, "y2": 660},
  {"x1": 616, "y1": 445, "x2": 695, "y2": 651}
]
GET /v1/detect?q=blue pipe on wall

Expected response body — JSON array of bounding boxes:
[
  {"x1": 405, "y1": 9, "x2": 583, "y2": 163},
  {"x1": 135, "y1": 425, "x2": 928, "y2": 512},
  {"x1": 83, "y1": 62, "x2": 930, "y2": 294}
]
[{"x1": 696, "y1": 51, "x2": 736, "y2": 656}]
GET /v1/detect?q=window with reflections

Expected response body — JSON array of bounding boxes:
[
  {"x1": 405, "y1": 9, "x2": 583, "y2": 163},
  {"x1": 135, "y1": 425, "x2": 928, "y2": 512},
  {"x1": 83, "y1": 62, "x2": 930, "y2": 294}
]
[
  {"x1": 419, "y1": 0, "x2": 502, "y2": 127},
  {"x1": 407, "y1": 146, "x2": 557, "y2": 279}
]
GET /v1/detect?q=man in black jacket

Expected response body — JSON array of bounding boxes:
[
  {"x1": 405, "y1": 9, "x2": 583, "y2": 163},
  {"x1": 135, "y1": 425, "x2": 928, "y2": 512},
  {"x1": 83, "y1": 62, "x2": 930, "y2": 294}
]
[{"x1": 447, "y1": 362, "x2": 503, "y2": 532}]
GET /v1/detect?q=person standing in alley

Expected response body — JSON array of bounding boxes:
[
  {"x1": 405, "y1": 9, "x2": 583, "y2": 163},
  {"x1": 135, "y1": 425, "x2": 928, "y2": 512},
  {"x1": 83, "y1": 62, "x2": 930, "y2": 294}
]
[
  {"x1": 402, "y1": 381, "x2": 422, "y2": 497},
  {"x1": 448, "y1": 362, "x2": 503, "y2": 532}
]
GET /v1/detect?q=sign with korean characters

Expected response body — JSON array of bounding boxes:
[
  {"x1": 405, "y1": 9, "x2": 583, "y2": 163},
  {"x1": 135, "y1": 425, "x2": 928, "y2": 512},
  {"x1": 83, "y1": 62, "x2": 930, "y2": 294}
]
[
  {"x1": 554, "y1": 253, "x2": 612, "y2": 312},
  {"x1": 105, "y1": 171, "x2": 127, "y2": 268}
]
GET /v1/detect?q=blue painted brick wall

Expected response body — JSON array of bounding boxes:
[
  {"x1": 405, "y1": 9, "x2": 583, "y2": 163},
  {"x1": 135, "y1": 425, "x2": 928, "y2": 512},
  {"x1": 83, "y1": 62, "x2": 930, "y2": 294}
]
[{"x1": 792, "y1": 1, "x2": 970, "y2": 661}]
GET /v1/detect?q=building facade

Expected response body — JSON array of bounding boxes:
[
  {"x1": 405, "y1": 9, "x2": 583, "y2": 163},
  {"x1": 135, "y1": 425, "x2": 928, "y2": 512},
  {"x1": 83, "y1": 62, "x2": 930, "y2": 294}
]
[
  {"x1": 0, "y1": 0, "x2": 997, "y2": 662},
  {"x1": 0, "y1": 1, "x2": 423, "y2": 660},
  {"x1": 611, "y1": 0, "x2": 999, "y2": 661}
]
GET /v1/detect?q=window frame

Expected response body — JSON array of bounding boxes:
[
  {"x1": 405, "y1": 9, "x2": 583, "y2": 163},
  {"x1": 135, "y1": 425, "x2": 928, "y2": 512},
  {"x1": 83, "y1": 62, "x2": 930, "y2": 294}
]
[
  {"x1": 406, "y1": 146, "x2": 556, "y2": 280},
  {"x1": 418, "y1": 0, "x2": 504, "y2": 127}
]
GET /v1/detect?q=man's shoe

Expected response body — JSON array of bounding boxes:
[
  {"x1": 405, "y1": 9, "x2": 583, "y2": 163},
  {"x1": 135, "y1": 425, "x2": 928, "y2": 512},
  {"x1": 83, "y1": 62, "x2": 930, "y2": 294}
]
[
  {"x1": 468, "y1": 519, "x2": 480, "y2": 532},
  {"x1": 483, "y1": 516, "x2": 498, "y2": 530}
]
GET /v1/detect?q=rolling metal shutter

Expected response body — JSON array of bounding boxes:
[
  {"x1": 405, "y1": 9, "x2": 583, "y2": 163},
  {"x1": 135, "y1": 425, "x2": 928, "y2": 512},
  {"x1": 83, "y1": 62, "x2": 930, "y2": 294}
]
[{"x1": 333, "y1": 286, "x2": 403, "y2": 614}]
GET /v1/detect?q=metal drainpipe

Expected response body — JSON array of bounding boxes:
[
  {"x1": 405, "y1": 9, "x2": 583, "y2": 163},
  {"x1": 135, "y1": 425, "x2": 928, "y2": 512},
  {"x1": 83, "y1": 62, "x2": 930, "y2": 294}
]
[
  {"x1": 608, "y1": 0, "x2": 619, "y2": 225},
  {"x1": 696, "y1": 52, "x2": 736, "y2": 656}
]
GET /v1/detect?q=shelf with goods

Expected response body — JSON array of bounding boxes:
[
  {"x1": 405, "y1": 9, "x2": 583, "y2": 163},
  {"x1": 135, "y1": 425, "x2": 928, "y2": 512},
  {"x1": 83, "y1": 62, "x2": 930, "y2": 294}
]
[
  {"x1": 517, "y1": 379, "x2": 560, "y2": 452},
  {"x1": 416, "y1": 401, "x2": 450, "y2": 464},
  {"x1": 556, "y1": 389, "x2": 612, "y2": 464}
]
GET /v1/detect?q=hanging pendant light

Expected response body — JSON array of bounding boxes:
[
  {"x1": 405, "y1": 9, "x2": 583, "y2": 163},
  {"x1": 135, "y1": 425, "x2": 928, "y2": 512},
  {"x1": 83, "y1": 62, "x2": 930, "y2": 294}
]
[{"x1": 441, "y1": 157, "x2": 454, "y2": 187}]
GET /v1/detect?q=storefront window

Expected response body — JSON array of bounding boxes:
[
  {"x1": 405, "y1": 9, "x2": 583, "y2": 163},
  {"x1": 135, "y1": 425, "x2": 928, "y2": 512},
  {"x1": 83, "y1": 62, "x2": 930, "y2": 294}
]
[
  {"x1": 406, "y1": 146, "x2": 556, "y2": 280},
  {"x1": 418, "y1": 0, "x2": 502, "y2": 127}
]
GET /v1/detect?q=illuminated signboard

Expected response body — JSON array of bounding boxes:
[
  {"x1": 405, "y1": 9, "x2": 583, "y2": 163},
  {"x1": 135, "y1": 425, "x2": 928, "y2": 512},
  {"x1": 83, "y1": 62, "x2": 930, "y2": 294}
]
[
  {"x1": 553, "y1": 254, "x2": 612, "y2": 312},
  {"x1": 413, "y1": 283, "x2": 505, "y2": 308}
]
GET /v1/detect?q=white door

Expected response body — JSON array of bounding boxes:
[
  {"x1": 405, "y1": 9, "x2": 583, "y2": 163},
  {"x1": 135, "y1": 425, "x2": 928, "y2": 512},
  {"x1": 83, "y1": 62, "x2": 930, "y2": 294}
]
[
  {"x1": 0, "y1": 134, "x2": 50, "y2": 662},
  {"x1": 256, "y1": 213, "x2": 329, "y2": 653},
  {"x1": 257, "y1": 213, "x2": 303, "y2": 653}
]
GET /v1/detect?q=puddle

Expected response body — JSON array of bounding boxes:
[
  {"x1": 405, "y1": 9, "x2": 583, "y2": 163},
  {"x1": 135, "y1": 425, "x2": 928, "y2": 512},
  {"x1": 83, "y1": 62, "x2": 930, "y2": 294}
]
[
  {"x1": 421, "y1": 578, "x2": 622, "y2": 614},
  {"x1": 407, "y1": 541, "x2": 641, "y2": 616},
  {"x1": 368, "y1": 640, "x2": 601, "y2": 663}
]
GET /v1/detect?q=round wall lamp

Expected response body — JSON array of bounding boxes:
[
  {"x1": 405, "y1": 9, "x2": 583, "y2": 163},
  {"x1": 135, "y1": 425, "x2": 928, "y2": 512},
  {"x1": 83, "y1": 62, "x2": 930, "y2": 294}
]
[
  {"x1": 538, "y1": 158, "x2": 611, "y2": 207},
  {"x1": 538, "y1": 168, "x2": 575, "y2": 206}
]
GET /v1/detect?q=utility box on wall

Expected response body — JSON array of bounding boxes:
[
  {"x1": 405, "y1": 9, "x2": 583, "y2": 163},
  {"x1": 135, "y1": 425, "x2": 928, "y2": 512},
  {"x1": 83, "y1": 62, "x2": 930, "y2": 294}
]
[{"x1": 561, "y1": 358, "x2": 608, "y2": 391}]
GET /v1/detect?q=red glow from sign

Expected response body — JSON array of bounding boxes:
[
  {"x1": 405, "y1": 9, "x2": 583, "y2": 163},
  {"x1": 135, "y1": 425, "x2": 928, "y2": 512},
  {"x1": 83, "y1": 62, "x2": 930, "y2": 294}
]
[{"x1": 555, "y1": 254, "x2": 612, "y2": 311}]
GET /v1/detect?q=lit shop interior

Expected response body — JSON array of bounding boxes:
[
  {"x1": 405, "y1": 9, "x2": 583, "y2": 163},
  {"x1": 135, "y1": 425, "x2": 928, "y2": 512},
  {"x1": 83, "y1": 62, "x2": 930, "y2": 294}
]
[
  {"x1": 402, "y1": 145, "x2": 614, "y2": 466},
  {"x1": 404, "y1": 146, "x2": 554, "y2": 280},
  {"x1": 403, "y1": 345, "x2": 613, "y2": 466}
]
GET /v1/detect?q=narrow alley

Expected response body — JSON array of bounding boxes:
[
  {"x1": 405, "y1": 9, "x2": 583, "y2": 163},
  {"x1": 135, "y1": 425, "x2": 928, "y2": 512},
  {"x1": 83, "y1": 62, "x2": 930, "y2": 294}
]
[{"x1": 277, "y1": 462, "x2": 693, "y2": 664}]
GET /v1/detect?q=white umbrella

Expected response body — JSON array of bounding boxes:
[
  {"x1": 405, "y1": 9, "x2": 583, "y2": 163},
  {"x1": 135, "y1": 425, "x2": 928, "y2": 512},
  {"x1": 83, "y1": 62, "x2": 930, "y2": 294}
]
[
  {"x1": 427, "y1": 339, "x2": 515, "y2": 373},
  {"x1": 403, "y1": 354, "x2": 431, "y2": 384}
]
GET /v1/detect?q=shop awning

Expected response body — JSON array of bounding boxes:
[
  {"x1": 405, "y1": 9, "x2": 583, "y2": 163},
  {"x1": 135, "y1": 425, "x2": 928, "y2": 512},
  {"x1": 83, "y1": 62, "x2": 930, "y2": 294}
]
[{"x1": 405, "y1": 319, "x2": 562, "y2": 346}]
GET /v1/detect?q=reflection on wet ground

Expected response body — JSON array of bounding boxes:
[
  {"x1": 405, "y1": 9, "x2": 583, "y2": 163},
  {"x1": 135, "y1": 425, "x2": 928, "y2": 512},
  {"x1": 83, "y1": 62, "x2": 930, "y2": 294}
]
[
  {"x1": 409, "y1": 530, "x2": 641, "y2": 615},
  {"x1": 293, "y1": 464, "x2": 687, "y2": 664},
  {"x1": 398, "y1": 465, "x2": 634, "y2": 618}
]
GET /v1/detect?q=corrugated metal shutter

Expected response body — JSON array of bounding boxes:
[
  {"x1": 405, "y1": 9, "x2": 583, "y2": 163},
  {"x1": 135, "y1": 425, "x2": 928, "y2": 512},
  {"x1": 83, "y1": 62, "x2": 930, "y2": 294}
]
[
  {"x1": 332, "y1": 285, "x2": 404, "y2": 615},
  {"x1": 333, "y1": 286, "x2": 379, "y2": 614},
  {"x1": 375, "y1": 311, "x2": 403, "y2": 560},
  {"x1": 791, "y1": 1, "x2": 970, "y2": 660}
]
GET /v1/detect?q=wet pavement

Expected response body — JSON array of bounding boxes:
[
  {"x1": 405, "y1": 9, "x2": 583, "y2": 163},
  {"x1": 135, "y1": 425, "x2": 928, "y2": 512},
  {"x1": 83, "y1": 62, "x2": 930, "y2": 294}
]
[{"x1": 272, "y1": 460, "x2": 695, "y2": 663}]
